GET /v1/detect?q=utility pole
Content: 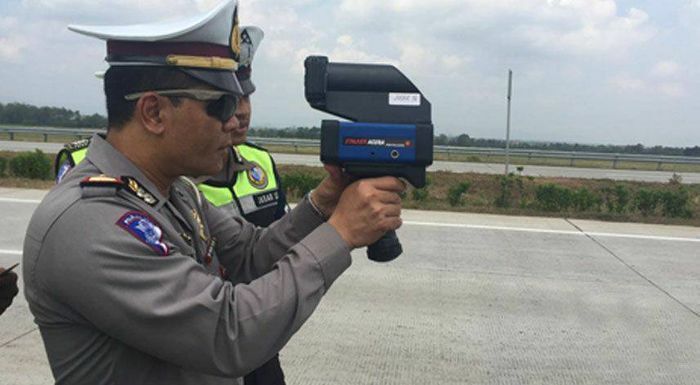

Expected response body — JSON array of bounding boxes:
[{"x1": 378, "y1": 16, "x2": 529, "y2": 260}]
[{"x1": 505, "y1": 69, "x2": 513, "y2": 175}]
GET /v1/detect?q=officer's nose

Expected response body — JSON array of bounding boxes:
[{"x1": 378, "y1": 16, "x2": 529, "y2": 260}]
[{"x1": 222, "y1": 114, "x2": 240, "y2": 133}]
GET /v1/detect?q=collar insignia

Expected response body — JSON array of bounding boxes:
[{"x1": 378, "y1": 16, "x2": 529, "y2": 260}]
[
  {"x1": 64, "y1": 138, "x2": 91, "y2": 151},
  {"x1": 122, "y1": 176, "x2": 158, "y2": 206}
]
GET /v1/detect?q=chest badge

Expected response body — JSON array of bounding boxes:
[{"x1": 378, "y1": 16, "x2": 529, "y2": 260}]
[{"x1": 247, "y1": 162, "x2": 268, "y2": 189}]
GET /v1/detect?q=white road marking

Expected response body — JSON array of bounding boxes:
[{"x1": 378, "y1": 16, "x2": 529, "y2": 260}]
[
  {"x1": 403, "y1": 221, "x2": 700, "y2": 243},
  {"x1": 0, "y1": 249, "x2": 22, "y2": 255},
  {"x1": 1, "y1": 199, "x2": 697, "y2": 244},
  {"x1": 0, "y1": 197, "x2": 41, "y2": 204}
]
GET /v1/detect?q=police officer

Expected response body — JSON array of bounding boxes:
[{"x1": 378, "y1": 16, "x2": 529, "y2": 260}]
[
  {"x1": 198, "y1": 26, "x2": 288, "y2": 385},
  {"x1": 23, "y1": 1, "x2": 406, "y2": 385},
  {"x1": 198, "y1": 26, "x2": 287, "y2": 228}
]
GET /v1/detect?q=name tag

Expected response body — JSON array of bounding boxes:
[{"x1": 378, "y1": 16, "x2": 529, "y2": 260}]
[{"x1": 254, "y1": 191, "x2": 279, "y2": 207}]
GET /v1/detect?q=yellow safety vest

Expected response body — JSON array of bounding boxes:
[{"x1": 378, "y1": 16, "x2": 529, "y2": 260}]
[
  {"x1": 197, "y1": 143, "x2": 282, "y2": 226},
  {"x1": 55, "y1": 139, "x2": 90, "y2": 183}
]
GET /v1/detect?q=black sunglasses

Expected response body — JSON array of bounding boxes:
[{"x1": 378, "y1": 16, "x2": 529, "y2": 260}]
[{"x1": 124, "y1": 89, "x2": 239, "y2": 122}]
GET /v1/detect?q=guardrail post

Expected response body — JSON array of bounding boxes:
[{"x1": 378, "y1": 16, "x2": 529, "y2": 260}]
[
  {"x1": 10, "y1": 132, "x2": 14, "y2": 141},
  {"x1": 569, "y1": 157, "x2": 575, "y2": 167},
  {"x1": 656, "y1": 161, "x2": 662, "y2": 171},
  {"x1": 43, "y1": 133, "x2": 48, "y2": 142},
  {"x1": 612, "y1": 156, "x2": 619, "y2": 169},
  {"x1": 446, "y1": 148, "x2": 450, "y2": 161}
]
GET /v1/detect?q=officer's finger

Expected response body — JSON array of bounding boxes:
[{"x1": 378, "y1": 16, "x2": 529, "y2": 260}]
[
  {"x1": 375, "y1": 190, "x2": 402, "y2": 204},
  {"x1": 379, "y1": 216, "x2": 403, "y2": 232},
  {"x1": 366, "y1": 176, "x2": 406, "y2": 193},
  {"x1": 381, "y1": 204, "x2": 402, "y2": 218}
]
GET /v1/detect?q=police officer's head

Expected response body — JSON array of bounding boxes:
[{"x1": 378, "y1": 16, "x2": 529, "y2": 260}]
[
  {"x1": 70, "y1": 0, "x2": 244, "y2": 177},
  {"x1": 231, "y1": 26, "x2": 264, "y2": 145}
]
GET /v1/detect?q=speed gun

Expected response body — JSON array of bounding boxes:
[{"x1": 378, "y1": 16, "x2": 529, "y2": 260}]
[{"x1": 304, "y1": 56, "x2": 434, "y2": 262}]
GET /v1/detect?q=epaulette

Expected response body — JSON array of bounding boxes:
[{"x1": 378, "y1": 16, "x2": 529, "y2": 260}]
[
  {"x1": 80, "y1": 175, "x2": 123, "y2": 188},
  {"x1": 80, "y1": 175, "x2": 125, "y2": 200},
  {"x1": 63, "y1": 138, "x2": 91, "y2": 152},
  {"x1": 79, "y1": 175, "x2": 158, "y2": 206},
  {"x1": 241, "y1": 141, "x2": 269, "y2": 153}
]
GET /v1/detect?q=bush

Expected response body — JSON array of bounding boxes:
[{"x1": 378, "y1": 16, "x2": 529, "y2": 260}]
[
  {"x1": 0, "y1": 156, "x2": 7, "y2": 177},
  {"x1": 602, "y1": 184, "x2": 630, "y2": 214},
  {"x1": 658, "y1": 189, "x2": 692, "y2": 218},
  {"x1": 9, "y1": 149, "x2": 51, "y2": 180},
  {"x1": 495, "y1": 174, "x2": 524, "y2": 208},
  {"x1": 572, "y1": 187, "x2": 601, "y2": 212},
  {"x1": 281, "y1": 172, "x2": 323, "y2": 198},
  {"x1": 411, "y1": 188, "x2": 429, "y2": 202},
  {"x1": 634, "y1": 189, "x2": 661, "y2": 216},
  {"x1": 447, "y1": 181, "x2": 471, "y2": 206},
  {"x1": 535, "y1": 184, "x2": 573, "y2": 212}
]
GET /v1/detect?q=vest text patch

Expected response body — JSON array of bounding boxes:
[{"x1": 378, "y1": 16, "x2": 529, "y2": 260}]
[{"x1": 254, "y1": 191, "x2": 279, "y2": 207}]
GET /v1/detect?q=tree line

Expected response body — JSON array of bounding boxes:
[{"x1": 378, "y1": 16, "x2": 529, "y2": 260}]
[
  {"x1": 2, "y1": 102, "x2": 698, "y2": 156},
  {"x1": 251, "y1": 128, "x2": 700, "y2": 157},
  {"x1": 0, "y1": 102, "x2": 107, "y2": 128}
]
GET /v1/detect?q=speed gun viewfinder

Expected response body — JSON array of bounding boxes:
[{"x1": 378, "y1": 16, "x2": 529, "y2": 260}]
[{"x1": 304, "y1": 56, "x2": 433, "y2": 188}]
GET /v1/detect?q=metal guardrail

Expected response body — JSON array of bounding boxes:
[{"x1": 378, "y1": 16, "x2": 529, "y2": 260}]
[{"x1": 1, "y1": 126, "x2": 699, "y2": 170}]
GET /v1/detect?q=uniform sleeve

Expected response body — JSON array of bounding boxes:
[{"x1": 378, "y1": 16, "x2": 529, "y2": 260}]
[
  {"x1": 34, "y1": 199, "x2": 350, "y2": 377},
  {"x1": 205, "y1": 195, "x2": 349, "y2": 286}
]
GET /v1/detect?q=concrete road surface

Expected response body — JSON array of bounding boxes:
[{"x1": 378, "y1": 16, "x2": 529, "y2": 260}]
[
  {"x1": 2, "y1": 140, "x2": 700, "y2": 184},
  {"x1": 1, "y1": 187, "x2": 699, "y2": 384}
]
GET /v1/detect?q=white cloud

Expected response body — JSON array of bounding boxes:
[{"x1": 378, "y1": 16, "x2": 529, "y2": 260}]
[
  {"x1": 657, "y1": 82, "x2": 685, "y2": 98},
  {"x1": 650, "y1": 60, "x2": 681, "y2": 78},
  {"x1": 0, "y1": 37, "x2": 27, "y2": 61},
  {"x1": 610, "y1": 75, "x2": 645, "y2": 92}
]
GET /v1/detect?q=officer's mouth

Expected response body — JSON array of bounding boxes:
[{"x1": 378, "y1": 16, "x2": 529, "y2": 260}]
[{"x1": 233, "y1": 123, "x2": 249, "y2": 134}]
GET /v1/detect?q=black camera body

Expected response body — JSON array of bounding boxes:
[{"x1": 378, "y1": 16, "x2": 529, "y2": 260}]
[{"x1": 304, "y1": 56, "x2": 434, "y2": 261}]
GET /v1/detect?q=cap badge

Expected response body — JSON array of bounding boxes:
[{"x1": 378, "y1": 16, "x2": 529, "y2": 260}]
[{"x1": 229, "y1": 8, "x2": 241, "y2": 60}]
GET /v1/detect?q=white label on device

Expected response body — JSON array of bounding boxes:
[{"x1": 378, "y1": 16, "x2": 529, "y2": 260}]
[{"x1": 389, "y1": 93, "x2": 421, "y2": 106}]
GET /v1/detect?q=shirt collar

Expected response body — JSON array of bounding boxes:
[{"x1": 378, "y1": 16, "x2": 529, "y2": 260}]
[{"x1": 86, "y1": 134, "x2": 168, "y2": 210}]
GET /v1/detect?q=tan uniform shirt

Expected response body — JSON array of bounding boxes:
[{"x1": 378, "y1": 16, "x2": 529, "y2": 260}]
[{"x1": 23, "y1": 134, "x2": 351, "y2": 385}]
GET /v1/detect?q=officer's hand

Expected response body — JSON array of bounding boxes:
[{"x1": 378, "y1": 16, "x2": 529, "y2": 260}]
[
  {"x1": 328, "y1": 176, "x2": 406, "y2": 249},
  {"x1": 0, "y1": 268, "x2": 19, "y2": 316},
  {"x1": 310, "y1": 164, "x2": 353, "y2": 218}
]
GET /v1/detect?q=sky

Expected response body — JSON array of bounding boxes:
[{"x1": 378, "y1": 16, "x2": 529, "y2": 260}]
[{"x1": 0, "y1": 0, "x2": 698, "y2": 147}]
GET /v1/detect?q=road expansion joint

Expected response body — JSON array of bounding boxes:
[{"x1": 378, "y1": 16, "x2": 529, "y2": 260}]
[
  {"x1": 564, "y1": 218, "x2": 700, "y2": 320},
  {"x1": 0, "y1": 327, "x2": 39, "y2": 349}
]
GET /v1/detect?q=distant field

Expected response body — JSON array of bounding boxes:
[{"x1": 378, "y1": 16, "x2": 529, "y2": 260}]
[{"x1": 2, "y1": 132, "x2": 700, "y2": 173}]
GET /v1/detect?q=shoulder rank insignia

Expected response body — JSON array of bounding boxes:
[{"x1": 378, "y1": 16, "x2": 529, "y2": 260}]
[
  {"x1": 80, "y1": 175, "x2": 123, "y2": 187},
  {"x1": 122, "y1": 176, "x2": 158, "y2": 206},
  {"x1": 63, "y1": 138, "x2": 91, "y2": 151},
  {"x1": 116, "y1": 211, "x2": 169, "y2": 256}
]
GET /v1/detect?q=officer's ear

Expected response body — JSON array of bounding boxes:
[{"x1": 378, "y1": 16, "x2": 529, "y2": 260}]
[{"x1": 135, "y1": 93, "x2": 168, "y2": 135}]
